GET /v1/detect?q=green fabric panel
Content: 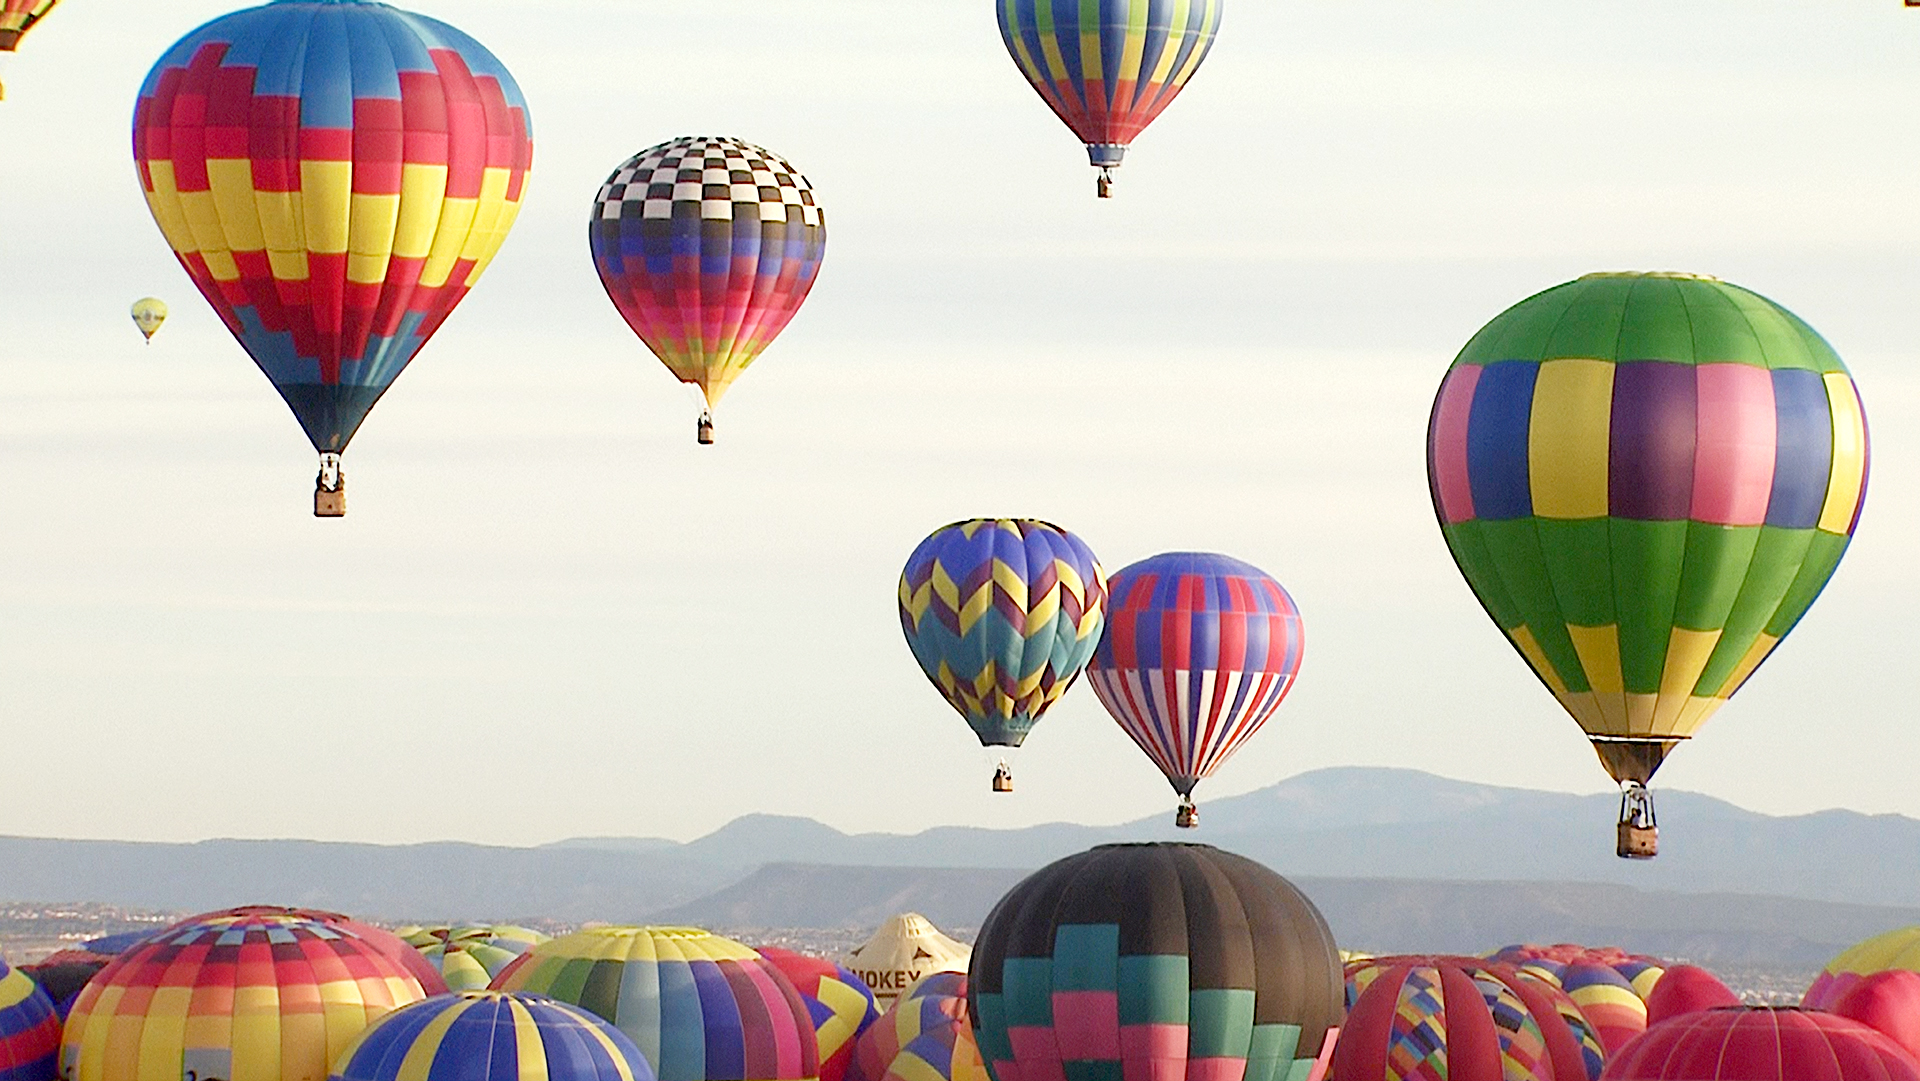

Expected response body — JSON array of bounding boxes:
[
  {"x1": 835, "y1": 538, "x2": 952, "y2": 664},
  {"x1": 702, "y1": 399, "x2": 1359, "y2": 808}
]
[
  {"x1": 1281, "y1": 1060, "x2": 1317, "y2": 1081},
  {"x1": 1118, "y1": 955, "x2": 1189, "y2": 1025},
  {"x1": 1694, "y1": 525, "x2": 1815, "y2": 694},
  {"x1": 1535, "y1": 518, "x2": 1616, "y2": 626},
  {"x1": 1002, "y1": 957, "x2": 1055, "y2": 1027},
  {"x1": 974, "y1": 994, "x2": 1015, "y2": 1066},
  {"x1": 543, "y1": 957, "x2": 595, "y2": 1006},
  {"x1": 1476, "y1": 519, "x2": 1591, "y2": 692},
  {"x1": 1677, "y1": 281, "x2": 1769, "y2": 367},
  {"x1": 1616, "y1": 276, "x2": 1695, "y2": 362},
  {"x1": 1543, "y1": 275, "x2": 1630, "y2": 360},
  {"x1": 1672, "y1": 524, "x2": 1761, "y2": 631},
  {"x1": 1726, "y1": 286, "x2": 1820, "y2": 372},
  {"x1": 1189, "y1": 988, "x2": 1256, "y2": 1058},
  {"x1": 1778, "y1": 307, "x2": 1847, "y2": 373},
  {"x1": 1064, "y1": 1063, "x2": 1122, "y2": 1081},
  {"x1": 1443, "y1": 521, "x2": 1525, "y2": 630},
  {"x1": 1456, "y1": 281, "x2": 1584, "y2": 367},
  {"x1": 1766, "y1": 530, "x2": 1852, "y2": 637},
  {"x1": 1243, "y1": 1023, "x2": 1303, "y2": 1081},
  {"x1": 1610, "y1": 519, "x2": 1689, "y2": 694},
  {"x1": 578, "y1": 959, "x2": 625, "y2": 1025},
  {"x1": 1052, "y1": 924, "x2": 1119, "y2": 992}
]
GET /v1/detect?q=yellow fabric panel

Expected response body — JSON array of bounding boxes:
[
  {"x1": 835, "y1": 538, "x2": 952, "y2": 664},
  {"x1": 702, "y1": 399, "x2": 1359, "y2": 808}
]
[
  {"x1": 509, "y1": 999, "x2": 557, "y2": 1081},
  {"x1": 1820, "y1": 373, "x2": 1868, "y2": 534},
  {"x1": 279, "y1": 1011, "x2": 326, "y2": 1081},
  {"x1": 1592, "y1": 691, "x2": 1629, "y2": 736},
  {"x1": 930, "y1": 564, "x2": 960, "y2": 613},
  {"x1": 300, "y1": 160, "x2": 353, "y2": 255},
  {"x1": 178, "y1": 190, "x2": 231, "y2": 264},
  {"x1": 1145, "y1": 0, "x2": 1189, "y2": 85},
  {"x1": 230, "y1": 984, "x2": 281, "y2": 1081},
  {"x1": 1001, "y1": 1, "x2": 1047, "y2": 87},
  {"x1": 419, "y1": 195, "x2": 477, "y2": 288},
  {"x1": 466, "y1": 194, "x2": 526, "y2": 285},
  {"x1": 201, "y1": 250, "x2": 240, "y2": 282},
  {"x1": 1510, "y1": 626, "x2": 1570, "y2": 697},
  {"x1": 134, "y1": 999, "x2": 188, "y2": 1081},
  {"x1": 254, "y1": 188, "x2": 302, "y2": 259},
  {"x1": 1669, "y1": 695, "x2": 1725, "y2": 739},
  {"x1": 1529, "y1": 359, "x2": 1615, "y2": 519},
  {"x1": 1833, "y1": 929, "x2": 1920, "y2": 975},
  {"x1": 348, "y1": 192, "x2": 401, "y2": 280},
  {"x1": 267, "y1": 249, "x2": 310, "y2": 281},
  {"x1": 207, "y1": 159, "x2": 265, "y2": 252},
  {"x1": 1660, "y1": 627, "x2": 1722, "y2": 700},
  {"x1": 142, "y1": 164, "x2": 198, "y2": 255},
  {"x1": 1624, "y1": 693, "x2": 1657, "y2": 734},
  {"x1": 1721, "y1": 633, "x2": 1780, "y2": 698},
  {"x1": 1168, "y1": 0, "x2": 1222, "y2": 87},
  {"x1": 393, "y1": 163, "x2": 448, "y2": 258},
  {"x1": 1025, "y1": 581, "x2": 1061, "y2": 635},
  {"x1": 394, "y1": 998, "x2": 468, "y2": 1081},
  {"x1": 1034, "y1": 5, "x2": 1071, "y2": 86},
  {"x1": 958, "y1": 583, "x2": 992, "y2": 635},
  {"x1": 1567, "y1": 624, "x2": 1624, "y2": 694},
  {"x1": 459, "y1": 168, "x2": 514, "y2": 262},
  {"x1": 1552, "y1": 689, "x2": 1607, "y2": 734}
]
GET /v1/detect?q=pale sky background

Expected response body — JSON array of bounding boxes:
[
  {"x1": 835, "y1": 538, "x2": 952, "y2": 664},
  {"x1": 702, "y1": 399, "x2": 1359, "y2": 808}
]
[{"x1": 1, "y1": 0, "x2": 1917, "y2": 846}]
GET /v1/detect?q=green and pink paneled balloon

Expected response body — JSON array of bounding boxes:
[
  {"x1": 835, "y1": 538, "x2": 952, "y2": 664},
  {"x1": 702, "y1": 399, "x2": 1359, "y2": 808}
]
[
  {"x1": 998, "y1": 0, "x2": 1223, "y2": 196},
  {"x1": 1087, "y1": 552, "x2": 1303, "y2": 828}
]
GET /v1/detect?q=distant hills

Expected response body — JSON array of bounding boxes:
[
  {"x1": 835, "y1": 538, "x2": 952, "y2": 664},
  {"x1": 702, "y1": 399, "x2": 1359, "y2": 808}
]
[{"x1": 4, "y1": 767, "x2": 1918, "y2": 965}]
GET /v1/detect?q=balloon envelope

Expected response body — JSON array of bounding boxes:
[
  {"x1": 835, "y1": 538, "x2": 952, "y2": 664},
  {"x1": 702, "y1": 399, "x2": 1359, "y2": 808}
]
[
  {"x1": 1831, "y1": 971, "x2": 1920, "y2": 1065},
  {"x1": 1087, "y1": 551, "x2": 1303, "y2": 801},
  {"x1": 970, "y1": 843, "x2": 1343, "y2": 1081},
  {"x1": 840, "y1": 915, "x2": 970, "y2": 1013},
  {"x1": 404, "y1": 925, "x2": 549, "y2": 991},
  {"x1": 132, "y1": 0, "x2": 533, "y2": 455},
  {"x1": 589, "y1": 135, "x2": 825, "y2": 428},
  {"x1": 61, "y1": 909, "x2": 438, "y2": 1081},
  {"x1": 1643, "y1": 965, "x2": 1739, "y2": 1024},
  {"x1": 897, "y1": 519, "x2": 1106, "y2": 750},
  {"x1": 1805, "y1": 926, "x2": 1920, "y2": 1010},
  {"x1": 1561, "y1": 963, "x2": 1648, "y2": 1055},
  {"x1": 1601, "y1": 1008, "x2": 1920, "y2": 1081},
  {"x1": 1340, "y1": 956, "x2": 1604, "y2": 1081},
  {"x1": 996, "y1": 0, "x2": 1223, "y2": 184},
  {"x1": 491, "y1": 926, "x2": 820, "y2": 1081},
  {"x1": 1427, "y1": 272, "x2": 1868, "y2": 785},
  {"x1": 130, "y1": 298, "x2": 168, "y2": 341},
  {"x1": 757, "y1": 948, "x2": 880, "y2": 1081},
  {"x1": 846, "y1": 972, "x2": 985, "y2": 1081},
  {"x1": 0, "y1": 957, "x2": 59, "y2": 1081},
  {"x1": 329, "y1": 990, "x2": 655, "y2": 1081}
]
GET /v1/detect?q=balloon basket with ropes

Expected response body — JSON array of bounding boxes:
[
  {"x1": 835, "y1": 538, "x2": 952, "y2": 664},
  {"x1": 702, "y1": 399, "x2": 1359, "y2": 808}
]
[
  {"x1": 991, "y1": 760, "x2": 1014, "y2": 793},
  {"x1": 314, "y1": 453, "x2": 345, "y2": 518},
  {"x1": 697, "y1": 408, "x2": 714, "y2": 445},
  {"x1": 1175, "y1": 795, "x2": 1198, "y2": 829},
  {"x1": 1592, "y1": 737, "x2": 1678, "y2": 859}
]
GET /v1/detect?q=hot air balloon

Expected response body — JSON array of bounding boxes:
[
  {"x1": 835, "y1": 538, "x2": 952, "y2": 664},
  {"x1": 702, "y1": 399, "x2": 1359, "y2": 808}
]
[
  {"x1": 1602, "y1": 1008, "x2": 1920, "y2": 1081},
  {"x1": 898, "y1": 519, "x2": 1107, "y2": 791},
  {"x1": 1831, "y1": 971, "x2": 1920, "y2": 1066},
  {"x1": 490, "y1": 926, "x2": 820, "y2": 1081},
  {"x1": 997, "y1": 0, "x2": 1223, "y2": 197},
  {"x1": 1337, "y1": 956, "x2": 1606, "y2": 1081},
  {"x1": 1805, "y1": 926, "x2": 1920, "y2": 1010},
  {"x1": 970, "y1": 843, "x2": 1343, "y2": 1081},
  {"x1": 590, "y1": 135, "x2": 825, "y2": 444},
  {"x1": 1643, "y1": 966, "x2": 1739, "y2": 1025},
  {"x1": 0, "y1": 1, "x2": 58, "y2": 100},
  {"x1": 845, "y1": 973, "x2": 984, "y2": 1081},
  {"x1": 129, "y1": 298, "x2": 168, "y2": 343},
  {"x1": 61, "y1": 909, "x2": 438, "y2": 1081},
  {"x1": 329, "y1": 991, "x2": 656, "y2": 1081},
  {"x1": 1426, "y1": 272, "x2": 1869, "y2": 858},
  {"x1": 1086, "y1": 551, "x2": 1304, "y2": 827},
  {"x1": 839, "y1": 915, "x2": 971, "y2": 1013},
  {"x1": 757, "y1": 948, "x2": 881, "y2": 1081},
  {"x1": 405, "y1": 925, "x2": 550, "y2": 991},
  {"x1": 133, "y1": 0, "x2": 533, "y2": 516},
  {"x1": 0, "y1": 956, "x2": 59, "y2": 1081},
  {"x1": 1561, "y1": 964, "x2": 1648, "y2": 1055}
]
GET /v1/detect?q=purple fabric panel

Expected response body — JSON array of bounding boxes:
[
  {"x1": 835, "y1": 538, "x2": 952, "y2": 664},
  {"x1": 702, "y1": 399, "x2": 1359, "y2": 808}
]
[{"x1": 1609, "y1": 361, "x2": 1697, "y2": 520}]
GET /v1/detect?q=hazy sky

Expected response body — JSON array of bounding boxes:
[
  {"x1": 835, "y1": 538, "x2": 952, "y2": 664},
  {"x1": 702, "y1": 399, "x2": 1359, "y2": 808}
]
[{"x1": 2, "y1": 0, "x2": 1917, "y2": 847}]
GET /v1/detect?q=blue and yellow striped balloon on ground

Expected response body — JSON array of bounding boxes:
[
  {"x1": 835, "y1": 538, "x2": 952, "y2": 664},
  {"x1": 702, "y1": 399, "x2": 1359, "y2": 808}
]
[
  {"x1": 1427, "y1": 273, "x2": 1868, "y2": 793},
  {"x1": 897, "y1": 519, "x2": 1106, "y2": 787},
  {"x1": 403, "y1": 926, "x2": 550, "y2": 992},
  {"x1": 329, "y1": 991, "x2": 654, "y2": 1081},
  {"x1": 0, "y1": 958, "x2": 59, "y2": 1081},
  {"x1": 490, "y1": 927, "x2": 820, "y2": 1081}
]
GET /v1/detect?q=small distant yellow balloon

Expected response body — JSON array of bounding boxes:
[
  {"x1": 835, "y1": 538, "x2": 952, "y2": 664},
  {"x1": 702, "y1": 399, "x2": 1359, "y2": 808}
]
[{"x1": 130, "y1": 297, "x2": 167, "y2": 343}]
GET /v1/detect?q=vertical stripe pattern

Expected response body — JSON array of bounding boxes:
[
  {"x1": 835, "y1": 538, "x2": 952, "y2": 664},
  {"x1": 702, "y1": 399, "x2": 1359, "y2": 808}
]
[
  {"x1": 899, "y1": 520, "x2": 1107, "y2": 749},
  {"x1": 132, "y1": 0, "x2": 533, "y2": 453},
  {"x1": 328, "y1": 991, "x2": 654, "y2": 1081},
  {"x1": 61, "y1": 910, "x2": 437, "y2": 1081},
  {"x1": 846, "y1": 975, "x2": 986, "y2": 1081},
  {"x1": 756, "y1": 950, "x2": 880, "y2": 1081},
  {"x1": 1424, "y1": 273, "x2": 1868, "y2": 764},
  {"x1": 970, "y1": 844, "x2": 1343, "y2": 1081},
  {"x1": 1334, "y1": 958, "x2": 1602, "y2": 1081},
  {"x1": 1603, "y1": 1007, "x2": 1920, "y2": 1081},
  {"x1": 492, "y1": 928, "x2": 820, "y2": 1081},
  {"x1": 1086, "y1": 553, "x2": 1303, "y2": 800},
  {"x1": 997, "y1": 0, "x2": 1222, "y2": 168}
]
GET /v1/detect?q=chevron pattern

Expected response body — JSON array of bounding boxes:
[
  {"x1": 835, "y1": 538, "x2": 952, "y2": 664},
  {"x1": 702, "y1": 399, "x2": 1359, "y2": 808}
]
[{"x1": 898, "y1": 519, "x2": 1105, "y2": 748}]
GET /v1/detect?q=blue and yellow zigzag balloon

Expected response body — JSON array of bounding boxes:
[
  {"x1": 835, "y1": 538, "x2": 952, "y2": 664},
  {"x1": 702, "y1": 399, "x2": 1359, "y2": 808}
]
[{"x1": 898, "y1": 519, "x2": 1106, "y2": 751}]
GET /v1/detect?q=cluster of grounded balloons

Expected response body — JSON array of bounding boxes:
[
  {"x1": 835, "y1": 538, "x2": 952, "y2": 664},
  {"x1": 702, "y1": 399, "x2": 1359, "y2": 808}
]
[
  {"x1": 17, "y1": 852, "x2": 1920, "y2": 1081},
  {"x1": 79, "y1": 0, "x2": 1226, "y2": 515},
  {"x1": 899, "y1": 519, "x2": 1304, "y2": 827}
]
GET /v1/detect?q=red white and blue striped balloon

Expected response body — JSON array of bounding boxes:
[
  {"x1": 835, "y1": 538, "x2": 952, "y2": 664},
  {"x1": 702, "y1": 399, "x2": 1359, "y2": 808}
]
[{"x1": 1087, "y1": 552, "x2": 1304, "y2": 803}]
